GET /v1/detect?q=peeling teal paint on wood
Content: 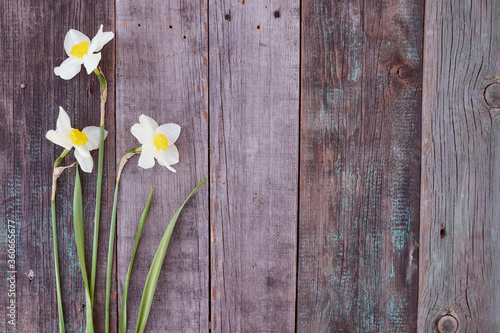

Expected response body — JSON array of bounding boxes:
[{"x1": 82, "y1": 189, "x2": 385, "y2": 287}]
[{"x1": 298, "y1": 0, "x2": 423, "y2": 331}]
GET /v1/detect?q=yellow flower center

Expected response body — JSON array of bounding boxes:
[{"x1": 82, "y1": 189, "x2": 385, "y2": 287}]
[
  {"x1": 70, "y1": 41, "x2": 89, "y2": 58},
  {"x1": 153, "y1": 133, "x2": 169, "y2": 151},
  {"x1": 70, "y1": 129, "x2": 88, "y2": 146}
]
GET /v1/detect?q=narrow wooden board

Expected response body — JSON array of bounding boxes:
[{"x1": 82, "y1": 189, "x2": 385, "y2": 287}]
[
  {"x1": 297, "y1": 1, "x2": 423, "y2": 331},
  {"x1": 115, "y1": 0, "x2": 209, "y2": 332},
  {"x1": 209, "y1": 1, "x2": 300, "y2": 331},
  {"x1": 418, "y1": 0, "x2": 500, "y2": 331},
  {"x1": 0, "y1": 0, "x2": 116, "y2": 332}
]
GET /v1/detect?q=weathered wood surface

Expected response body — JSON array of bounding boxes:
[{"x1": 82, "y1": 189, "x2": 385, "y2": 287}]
[
  {"x1": 297, "y1": 0, "x2": 423, "y2": 331},
  {"x1": 208, "y1": 0, "x2": 300, "y2": 331},
  {"x1": 0, "y1": 0, "x2": 116, "y2": 332},
  {"x1": 418, "y1": 0, "x2": 500, "y2": 331},
  {"x1": 3, "y1": 0, "x2": 500, "y2": 332},
  {"x1": 115, "y1": 0, "x2": 209, "y2": 332}
]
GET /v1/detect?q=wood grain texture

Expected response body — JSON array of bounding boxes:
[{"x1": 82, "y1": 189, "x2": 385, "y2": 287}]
[
  {"x1": 115, "y1": 0, "x2": 209, "y2": 332},
  {"x1": 418, "y1": 0, "x2": 500, "y2": 331},
  {"x1": 0, "y1": 1, "x2": 116, "y2": 332},
  {"x1": 297, "y1": 1, "x2": 423, "y2": 332},
  {"x1": 209, "y1": 1, "x2": 300, "y2": 332}
]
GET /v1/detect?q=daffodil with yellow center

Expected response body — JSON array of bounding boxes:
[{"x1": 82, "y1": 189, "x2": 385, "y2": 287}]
[
  {"x1": 46, "y1": 107, "x2": 107, "y2": 173},
  {"x1": 54, "y1": 25, "x2": 114, "y2": 80},
  {"x1": 131, "y1": 115, "x2": 181, "y2": 172}
]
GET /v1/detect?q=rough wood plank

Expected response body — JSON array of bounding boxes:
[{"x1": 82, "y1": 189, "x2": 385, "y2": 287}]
[
  {"x1": 0, "y1": 1, "x2": 116, "y2": 332},
  {"x1": 297, "y1": 1, "x2": 423, "y2": 331},
  {"x1": 115, "y1": 1, "x2": 209, "y2": 332},
  {"x1": 209, "y1": 1, "x2": 300, "y2": 331},
  {"x1": 418, "y1": 0, "x2": 500, "y2": 331}
]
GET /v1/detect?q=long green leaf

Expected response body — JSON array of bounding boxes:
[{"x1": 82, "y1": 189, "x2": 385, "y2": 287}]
[
  {"x1": 120, "y1": 187, "x2": 154, "y2": 333},
  {"x1": 135, "y1": 178, "x2": 207, "y2": 333},
  {"x1": 74, "y1": 165, "x2": 94, "y2": 333}
]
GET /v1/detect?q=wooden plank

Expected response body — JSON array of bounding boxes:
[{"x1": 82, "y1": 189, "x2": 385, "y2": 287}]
[
  {"x1": 418, "y1": 0, "x2": 500, "y2": 331},
  {"x1": 209, "y1": 1, "x2": 300, "y2": 331},
  {"x1": 115, "y1": 1, "x2": 209, "y2": 332},
  {"x1": 0, "y1": 0, "x2": 116, "y2": 332},
  {"x1": 297, "y1": 1, "x2": 423, "y2": 331}
]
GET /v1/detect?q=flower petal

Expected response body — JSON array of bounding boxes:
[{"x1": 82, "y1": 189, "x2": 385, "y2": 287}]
[
  {"x1": 54, "y1": 57, "x2": 83, "y2": 80},
  {"x1": 56, "y1": 106, "x2": 73, "y2": 137},
  {"x1": 64, "y1": 29, "x2": 90, "y2": 57},
  {"x1": 46, "y1": 130, "x2": 73, "y2": 150},
  {"x1": 89, "y1": 24, "x2": 115, "y2": 53},
  {"x1": 74, "y1": 145, "x2": 91, "y2": 157},
  {"x1": 82, "y1": 126, "x2": 106, "y2": 151},
  {"x1": 74, "y1": 146, "x2": 93, "y2": 173},
  {"x1": 139, "y1": 115, "x2": 159, "y2": 134},
  {"x1": 131, "y1": 123, "x2": 154, "y2": 145},
  {"x1": 83, "y1": 52, "x2": 102, "y2": 74},
  {"x1": 158, "y1": 144, "x2": 179, "y2": 166},
  {"x1": 156, "y1": 161, "x2": 176, "y2": 172},
  {"x1": 156, "y1": 123, "x2": 181, "y2": 144},
  {"x1": 138, "y1": 144, "x2": 156, "y2": 169},
  {"x1": 156, "y1": 151, "x2": 176, "y2": 173}
]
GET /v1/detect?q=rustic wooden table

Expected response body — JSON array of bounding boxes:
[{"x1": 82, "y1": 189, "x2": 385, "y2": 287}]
[{"x1": 1, "y1": 0, "x2": 499, "y2": 332}]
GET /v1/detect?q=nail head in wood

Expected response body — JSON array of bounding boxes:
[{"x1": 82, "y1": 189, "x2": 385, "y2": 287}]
[
  {"x1": 484, "y1": 82, "x2": 500, "y2": 108},
  {"x1": 437, "y1": 315, "x2": 458, "y2": 333}
]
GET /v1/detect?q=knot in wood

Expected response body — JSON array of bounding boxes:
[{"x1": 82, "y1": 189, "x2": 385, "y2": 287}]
[
  {"x1": 398, "y1": 64, "x2": 414, "y2": 79},
  {"x1": 437, "y1": 315, "x2": 458, "y2": 333},
  {"x1": 484, "y1": 82, "x2": 500, "y2": 108}
]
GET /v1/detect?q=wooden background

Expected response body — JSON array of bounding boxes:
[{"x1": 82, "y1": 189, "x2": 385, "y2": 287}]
[{"x1": 1, "y1": 0, "x2": 499, "y2": 332}]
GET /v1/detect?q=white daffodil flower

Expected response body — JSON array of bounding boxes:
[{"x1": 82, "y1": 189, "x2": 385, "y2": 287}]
[
  {"x1": 54, "y1": 24, "x2": 114, "y2": 80},
  {"x1": 46, "y1": 107, "x2": 106, "y2": 173},
  {"x1": 131, "y1": 115, "x2": 181, "y2": 172}
]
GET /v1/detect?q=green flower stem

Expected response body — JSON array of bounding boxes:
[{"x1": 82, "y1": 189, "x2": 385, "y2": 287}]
[
  {"x1": 74, "y1": 164, "x2": 94, "y2": 333},
  {"x1": 54, "y1": 148, "x2": 70, "y2": 168},
  {"x1": 50, "y1": 148, "x2": 71, "y2": 333},
  {"x1": 51, "y1": 200, "x2": 65, "y2": 333},
  {"x1": 90, "y1": 68, "x2": 107, "y2": 303},
  {"x1": 52, "y1": 148, "x2": 70, "y2": 201},
  {"x1": 105, "y1": 148, "x2": 141, "y2": 333},
  {"x1": 105, "y1": 180, "x2": 119, "y2": 333}
]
